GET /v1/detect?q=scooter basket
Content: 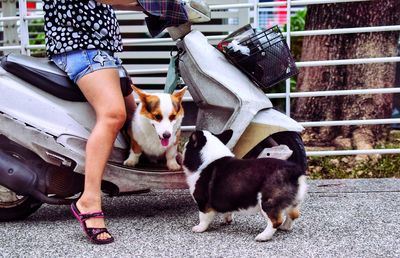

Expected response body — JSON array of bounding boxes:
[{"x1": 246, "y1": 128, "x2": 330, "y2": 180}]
[{"x1": 219, "y1": 25, "x2": 298, "y2": 90}]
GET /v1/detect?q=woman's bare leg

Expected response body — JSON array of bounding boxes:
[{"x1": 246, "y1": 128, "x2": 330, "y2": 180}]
[{"x1": 76, "y1": 68, "x2": 126, "y2": 241}]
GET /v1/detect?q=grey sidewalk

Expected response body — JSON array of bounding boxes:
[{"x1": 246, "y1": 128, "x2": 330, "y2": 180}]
[{"x1": 0, "y1": 178, "x2": 399, "y2": 258}]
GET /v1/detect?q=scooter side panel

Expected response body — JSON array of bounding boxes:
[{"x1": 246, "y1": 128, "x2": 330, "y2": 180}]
[
  {"x1": 0, "y1": 68, "x2": 128, "y2": 150},
  {"x1": 182, "y1": 31, "x2": 273, "y2": 107},
  {"x1": 178, "y1": 31, "x2": 273, "y2": 148},
  {"x1": 0, "y1": 112, "x2": 86, "y2": 171},
  {"x1": 0, "y1": 69, "x2": 91, "y2": 138},
  {"x1": 233, "y1": 108, "x2": 304, "y2": 158}
]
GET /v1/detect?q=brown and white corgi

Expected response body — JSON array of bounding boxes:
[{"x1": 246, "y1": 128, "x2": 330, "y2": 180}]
[
  {"x1": 182, "y1": 130, "x2": 307, "y2": 241},
  {"x1": 124, "y1": 85, "x2": 187, "y2": 170}
]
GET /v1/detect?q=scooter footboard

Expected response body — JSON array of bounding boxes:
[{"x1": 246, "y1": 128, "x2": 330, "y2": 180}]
[{"x1": 233, "y1": 108, "x2": 304, "y2": 158}]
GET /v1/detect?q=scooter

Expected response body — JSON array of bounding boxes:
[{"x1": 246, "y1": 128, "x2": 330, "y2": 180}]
[{"x1": 0, "y1": 0, "x2": 306, "y2": 221}]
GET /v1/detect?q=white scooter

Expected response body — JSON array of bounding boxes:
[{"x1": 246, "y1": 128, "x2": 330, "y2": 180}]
[{"x1": 0, "y1": 0, "x2": 305, "y2": 221}]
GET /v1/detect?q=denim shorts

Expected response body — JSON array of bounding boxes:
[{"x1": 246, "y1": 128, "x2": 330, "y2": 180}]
[{"x1": 51, "y1": 49, "x2": 123, "y2": 84}]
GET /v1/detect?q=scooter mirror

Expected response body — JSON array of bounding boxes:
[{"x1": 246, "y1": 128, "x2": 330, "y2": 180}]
[{"x1": 183, "y1": 0, "x2": 211, "y2": 23}]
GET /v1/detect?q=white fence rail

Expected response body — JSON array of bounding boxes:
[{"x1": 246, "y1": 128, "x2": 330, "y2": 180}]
[{"x1": 1, "y1": 0, "x2": 399, "y2": 157}]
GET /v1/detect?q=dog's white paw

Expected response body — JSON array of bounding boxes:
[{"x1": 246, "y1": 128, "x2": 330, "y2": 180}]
[
  {"x1": 192, "y1": 225, "x2": 208, "y2": 233},
  {"x1": 255, "y1": 233, "x2": 273, "y2": 242},
  {"x1": 123, "y1": 154, "x2": 140, "y2": 167},
  {"x1": 278, "y1": 224, "x2": 293, "y2": 231},
  {"x1": 279, "y1": 219, "x2": 293, "y2": 231},
  {"x1": 255, "y1": 226, "x2": 276, "y2": 242},
  {"x1": 175, "y1": 152, "x2": 183, "y2": 166},
  {"x1": 223, "y1": 213, "x2": 234, "y2": 225},
  {"x1": 167, "y1": 159, "x2": 181, "y2": 171}
]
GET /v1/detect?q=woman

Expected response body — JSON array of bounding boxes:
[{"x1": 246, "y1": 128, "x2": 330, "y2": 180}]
[
  {"x1": 43, "y1": 0, "x2": 144, "y2": 245},
  {"x1": 44, "y1": 0, "x2": 188, "y2": 245}
]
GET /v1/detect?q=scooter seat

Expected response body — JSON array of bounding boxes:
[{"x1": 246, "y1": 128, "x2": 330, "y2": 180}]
[{"x1": 0, "y1": 53, "x2": 131, "y2": 102}]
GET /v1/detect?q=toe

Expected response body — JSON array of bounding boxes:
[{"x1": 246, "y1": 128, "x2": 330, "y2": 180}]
[{"x1": 97, "y1": 232, "x2": 111, "y2": 240}]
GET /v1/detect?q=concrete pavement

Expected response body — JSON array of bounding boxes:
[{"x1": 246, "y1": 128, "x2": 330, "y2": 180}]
[{"x1": 0, "y1": 178, "x2": 399, "y2": 258}]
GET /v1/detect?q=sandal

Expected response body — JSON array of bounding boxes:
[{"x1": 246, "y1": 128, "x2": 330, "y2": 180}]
[{"x1": 71, "y1": 202, "x2": 114, "y2": 245}]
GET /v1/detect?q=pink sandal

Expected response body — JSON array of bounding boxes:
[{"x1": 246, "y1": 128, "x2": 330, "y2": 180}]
[{"x1": 71, "y1": 202, "x2": 114, "y2": 245}]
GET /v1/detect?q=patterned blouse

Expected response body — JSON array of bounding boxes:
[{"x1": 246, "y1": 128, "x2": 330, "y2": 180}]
[{"x1": 43, "y1": 0, "x2": 123, "y2": 57}]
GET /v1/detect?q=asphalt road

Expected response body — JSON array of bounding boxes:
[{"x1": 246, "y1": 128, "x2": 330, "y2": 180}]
[{"x1": 1, "y1": 178, "x2": 399, "y2": 258}]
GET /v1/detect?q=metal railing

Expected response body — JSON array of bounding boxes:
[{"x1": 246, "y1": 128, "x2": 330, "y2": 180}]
[{"x1": 1, "y1": 0, "x2": 399, "y2": 157}]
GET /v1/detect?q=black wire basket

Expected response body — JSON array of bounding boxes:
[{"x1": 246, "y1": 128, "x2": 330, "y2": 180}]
[{"x1": 218, "y1": 24, "x2": 299, "y2": 90}]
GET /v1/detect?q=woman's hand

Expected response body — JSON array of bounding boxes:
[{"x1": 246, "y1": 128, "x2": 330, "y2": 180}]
[
  {"x1": 96, "y1": 0, "x2": 143, "y2": 10},
  {"x1": 96, "y1": 0, "x2": 137, "y2": 4}
]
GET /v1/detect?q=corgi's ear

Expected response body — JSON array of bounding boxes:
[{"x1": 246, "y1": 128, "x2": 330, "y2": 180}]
[
  {"x1": 131, "y1": 84, "x2": 148, "y2": 102},
  {"x1": 213, "y1": 130, "x2": 233, "y2": 145},
  {"x1": 172, "y1": 86, "x2": 187, "y2": 103}
]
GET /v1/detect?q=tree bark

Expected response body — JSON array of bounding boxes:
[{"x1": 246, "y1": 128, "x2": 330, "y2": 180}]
[{"x1": 293, "y1": 1, "x2": 400, "y2": 155}]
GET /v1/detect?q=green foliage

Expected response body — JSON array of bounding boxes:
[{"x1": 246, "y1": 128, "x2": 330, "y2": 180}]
[
  {"x1": 307, "y1": 130, "x2": 400, "y2": 179},
  {"x1": 28, "y1": 19, "x2": 45, "y2": 56},
  {"x1": 30, "y1": 31, "x2": 45, "y2": 45},
  {"x1": 282, "y1": 9, "x2": 306, "y2": 33},
  {"x1": 308, "y1": 154, "x2": 400, "y2": 179},
  {"x1": 266, "y1": 9, "x2": 307, "y2": 112},
  {"x1": 282, "y1": 8, "x2": 306, "y2": 62}
]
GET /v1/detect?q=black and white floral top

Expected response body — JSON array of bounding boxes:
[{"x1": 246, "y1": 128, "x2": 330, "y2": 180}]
[{"x1": 43, "y1": 0, "x2": 123, "y2": 57}]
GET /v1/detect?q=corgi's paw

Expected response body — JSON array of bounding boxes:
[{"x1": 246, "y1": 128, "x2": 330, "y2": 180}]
[
  {"x1": 255, "y1": 233, "x2": 273, "y2": 242},
  {"x1": 278, "y1": 223, "x2": 293, "y2": 231},
  {"x1": 123, "y1": 152, "x2": 140, "y2": 167},
  {"x1": 167, "y1": 158, "x2": 181, "y2": 171},
  {"x1": 175, "y1": 152, "x2": 183, "y2": 166},
  {"x1": 255, "y1": 226, "x2": 276, "y2": 242},
  {"x1": 123, "y1": 157, "x2": 139, "y2": 167},
  {"x1": 278, "y1": 219, "x2": 293, "y2": 231},
  {"x1": 192, "y1": 224, "x2": 208, "y2": 233},
  {"x1": 223, "y1": 213, "x2": 234, "y2": 225}
]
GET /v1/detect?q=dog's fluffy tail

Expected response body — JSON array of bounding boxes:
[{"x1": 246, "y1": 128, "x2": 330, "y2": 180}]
[
  {"x1": 282, "y1": 162, "x2": 308, "y2": 204},
  {"x1": 296, "y1": 175, "x2": 308, "y2": 202},
  {"x1": 285, "y1": 160, "x2": 306, "y2": 181}
]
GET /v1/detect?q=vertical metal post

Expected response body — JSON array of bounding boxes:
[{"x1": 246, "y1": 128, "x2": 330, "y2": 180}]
[
  {"x1": 253, "y1": 0, "x2": 259, "y2": 28},
  {"x1": 237, "y1": 0, "x2": 250, "y2": 26},
  {"x1": 18, "y1": 0, "x2": 29, "y2": 55},
  {"x1": 2, "y1": 0, "x2": 18, "y2": 54},
  {"x1": 285, "y1": 0, "x2": 291, "y2": 116}
]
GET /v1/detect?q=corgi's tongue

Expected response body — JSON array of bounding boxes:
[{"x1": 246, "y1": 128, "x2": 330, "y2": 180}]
[{"x1": 161, "y1": 138, "x2": 169, "y2": 147}]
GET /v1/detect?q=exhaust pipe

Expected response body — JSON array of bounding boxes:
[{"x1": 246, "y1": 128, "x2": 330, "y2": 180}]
[{"x1": 0, "y1": 149, "x2": 78, "y2": 205}]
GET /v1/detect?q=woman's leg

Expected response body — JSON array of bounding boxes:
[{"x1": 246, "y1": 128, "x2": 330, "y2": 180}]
[{"x1": 76, "y1": 68, "x2": 126, "y2": 241}]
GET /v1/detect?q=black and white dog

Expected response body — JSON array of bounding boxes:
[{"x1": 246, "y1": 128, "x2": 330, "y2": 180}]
[{"x1": 182, "y1": 130, "x2": 307, "y2": 241}]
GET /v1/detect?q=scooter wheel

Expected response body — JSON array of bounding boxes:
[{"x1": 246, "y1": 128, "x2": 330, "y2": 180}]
[
  {"x1": 0, "y1": 186, "x2": 42, "y2": 222},
  {"x1": 243, "y1": 131, "x2": 307, "y2": 172},
  {"x1": 0, "y1": 138, "x2": 42, "y2": 221}
]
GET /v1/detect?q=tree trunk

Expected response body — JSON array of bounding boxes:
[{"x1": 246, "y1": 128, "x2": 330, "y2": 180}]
[{"x1": 293, "y1": 1, "x2": 400, "y2": 157}]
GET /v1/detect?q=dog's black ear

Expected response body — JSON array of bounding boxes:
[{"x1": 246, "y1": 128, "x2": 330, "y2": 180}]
[
  {"x1": 190, "y1": 131, "x2": 198, "y2": 148},
  {"x1": 184, "y1": 131, "x2": 206, "y2": 172},
  {"x1": 213, "y1": 130, "x2": 233, "y2": 145},
  {"x1": 189, "y1": 130, "x2": 205, "y2": 148}
]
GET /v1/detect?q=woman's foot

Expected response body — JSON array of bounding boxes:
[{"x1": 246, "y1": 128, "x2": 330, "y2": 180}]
[{"x1": 72, "y1": 198, "x2": 113, "y2": 243}]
